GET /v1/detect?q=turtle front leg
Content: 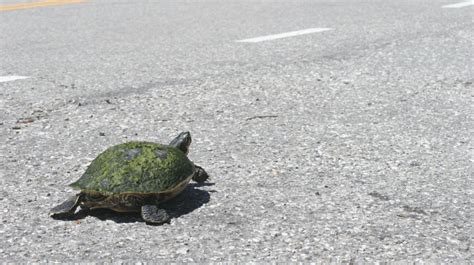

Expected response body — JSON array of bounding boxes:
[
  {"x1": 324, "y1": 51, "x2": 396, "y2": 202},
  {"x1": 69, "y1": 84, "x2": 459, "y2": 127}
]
[
  {"x1": 49, "y1": 193, "x2": 83, "y2": 218},
  {"x1": 193, "y1": 165, "x2": 209, "y2": 183},
  {"x1": 141, "y1": 205, "x2": 170, "y2": 224}
]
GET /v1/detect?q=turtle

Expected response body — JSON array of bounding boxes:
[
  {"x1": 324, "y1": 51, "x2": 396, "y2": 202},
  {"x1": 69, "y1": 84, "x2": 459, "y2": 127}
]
[{"x1": 49, "y1": 131, "x2": 209, "y2": 224}]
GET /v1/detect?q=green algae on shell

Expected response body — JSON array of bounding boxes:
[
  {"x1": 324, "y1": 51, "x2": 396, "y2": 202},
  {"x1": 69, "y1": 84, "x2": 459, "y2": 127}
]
[{"x1": 69, "y1": 142, "x2": 195, "y2": 195}]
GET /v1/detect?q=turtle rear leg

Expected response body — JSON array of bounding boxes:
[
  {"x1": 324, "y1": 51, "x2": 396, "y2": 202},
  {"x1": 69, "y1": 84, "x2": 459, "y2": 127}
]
[
  {"x1": 193, "y1": 165, "x2": 209, "y2": 183},
  {"x1": 141, "y1": 205, "x2": 170, "y2": 224},
  {"x1": 49, "y1": 194, "x2": 83, "y2": 218}
]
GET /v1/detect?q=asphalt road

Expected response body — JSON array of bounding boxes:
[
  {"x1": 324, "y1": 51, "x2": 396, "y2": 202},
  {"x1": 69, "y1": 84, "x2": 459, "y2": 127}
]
[{"x1": 1, "y1": 0, "x2": 472, "y2": 262}]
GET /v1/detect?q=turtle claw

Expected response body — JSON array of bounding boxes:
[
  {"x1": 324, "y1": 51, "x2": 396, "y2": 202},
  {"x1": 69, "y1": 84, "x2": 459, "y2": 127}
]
[
  {"x1": 49, "y1": 194, "x2": 82, "y2": 218},
  {"x1": 193, "y1": 165, "x2": 209, "y2": 183},
  {"x1": 141, "y1": 205, "x2": 170, "y2": 224}
]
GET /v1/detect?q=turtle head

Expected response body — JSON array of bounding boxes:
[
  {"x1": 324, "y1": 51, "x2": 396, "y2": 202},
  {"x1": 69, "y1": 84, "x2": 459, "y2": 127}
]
[{"x1": 169, "y1": 131, "x2": 192, "y2": 154}]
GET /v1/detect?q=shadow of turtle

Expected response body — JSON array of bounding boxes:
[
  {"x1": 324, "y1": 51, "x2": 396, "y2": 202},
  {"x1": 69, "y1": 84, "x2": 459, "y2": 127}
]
[{"x1": 68, "y1": 183, "x2": 213, "y2": 224}]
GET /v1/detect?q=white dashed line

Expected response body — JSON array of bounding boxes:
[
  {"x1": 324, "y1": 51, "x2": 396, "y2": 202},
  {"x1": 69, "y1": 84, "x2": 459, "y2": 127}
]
[
  {"x1": 442, "y1": 0, "x2": 474, "y2": 8},
  {"x1": 0, "y1": 75, "x2": 30, "y2": 83},
  {"x1": 236, "y1": 28, "x2": 333, "y2": 43}
]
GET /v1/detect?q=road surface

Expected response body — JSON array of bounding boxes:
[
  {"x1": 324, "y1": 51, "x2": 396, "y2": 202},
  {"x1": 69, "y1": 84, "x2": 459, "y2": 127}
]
[{"x1": 0, "y1": 0, "x2": 472, "y2": 262}]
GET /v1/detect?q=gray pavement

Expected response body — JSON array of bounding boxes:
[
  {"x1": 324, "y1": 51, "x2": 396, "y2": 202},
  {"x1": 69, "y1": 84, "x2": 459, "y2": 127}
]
[{"x1": 0, "y1": 0, "x2": 472, "y2": 262}]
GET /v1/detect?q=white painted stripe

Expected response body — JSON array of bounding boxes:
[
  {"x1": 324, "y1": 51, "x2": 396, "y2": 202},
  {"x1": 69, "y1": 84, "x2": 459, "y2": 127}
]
[
  {"x1": 0, "y1": 75, "x2": 30, "y2": 83},
  {"x1": 236, "y1": 28, "x2": 333, "y2": 43},
  {"x1": 442, "y1": 0, "x2": 474, "y2": 8}
]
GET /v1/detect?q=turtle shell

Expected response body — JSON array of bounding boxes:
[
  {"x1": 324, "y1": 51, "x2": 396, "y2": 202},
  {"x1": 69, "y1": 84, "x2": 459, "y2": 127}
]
[{"x1": 70, "y1": 142, "x2": 195, "y2": 195}]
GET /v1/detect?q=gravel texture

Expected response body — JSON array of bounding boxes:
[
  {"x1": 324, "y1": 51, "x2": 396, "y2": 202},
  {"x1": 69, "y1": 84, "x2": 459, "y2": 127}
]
[{"x1": 0, "y1": 0, "x2": 472, "y2": 262}]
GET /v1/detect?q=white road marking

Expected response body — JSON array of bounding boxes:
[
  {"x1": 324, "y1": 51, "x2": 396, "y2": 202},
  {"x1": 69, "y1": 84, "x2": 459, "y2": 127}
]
[
  {"x1": 0, "y1": 75, "x2": 30, "y2": 83},
  {"x1": 442, "y1": 0, "x2": 474, "y2": 8},
  {"x1": 236, "y1": 28, "x2": 333, "y2": 43}
]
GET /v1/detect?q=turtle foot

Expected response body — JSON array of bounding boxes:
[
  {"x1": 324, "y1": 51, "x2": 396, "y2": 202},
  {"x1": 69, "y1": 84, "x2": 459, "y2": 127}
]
[
  {"x1": 49, "y1": 194, "x2": 82, "y2": 218},
  {"x1": 193, "y1": 165, "x2": 209, "y2": 183},
  {"x1": 141, "y1": 205, "x2": 170, "y2": 224}
]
